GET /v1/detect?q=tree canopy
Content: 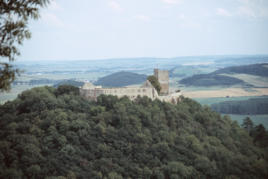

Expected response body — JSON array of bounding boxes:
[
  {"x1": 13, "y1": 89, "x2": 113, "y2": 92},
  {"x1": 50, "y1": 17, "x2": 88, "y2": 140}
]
[
  {"x1": 147, "y1": 75, "x2": 161, "y2": 94},
  {"x1": 0, "y1": 85, "x2": 267, "y2": 178},
  {"x1": 0, "y1": 0, "x2": 50, "y2": 91}
]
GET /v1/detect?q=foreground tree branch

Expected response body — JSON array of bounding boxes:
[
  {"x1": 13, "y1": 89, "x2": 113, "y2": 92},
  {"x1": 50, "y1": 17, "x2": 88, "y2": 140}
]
[{"x1": 0, "y1": 0, "x2": 50, "y2": 92}]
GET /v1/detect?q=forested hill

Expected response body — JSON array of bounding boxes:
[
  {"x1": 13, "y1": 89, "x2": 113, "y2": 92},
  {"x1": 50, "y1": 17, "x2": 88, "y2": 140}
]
[
  {"x1": 180, "y1": 63, "x2": 268, "y2": 87},
  {"x1": 94, "y1": 71, "x2": 147, "y2": 87},
  {"x1": 0, "y1": 85, "x2": 268, "y2": 178},
  {"x1": 212, "y1": 63, "x2": 268, "y2": 77}
]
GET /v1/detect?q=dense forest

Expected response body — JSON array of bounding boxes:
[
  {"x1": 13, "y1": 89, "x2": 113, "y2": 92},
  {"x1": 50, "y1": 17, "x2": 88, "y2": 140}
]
[
  {"x1": 94, "y1": 71, "x2": 147, "y2": 87},
  {"x1": 0, "y1": 85, "x2": 268, "y2": 178},
  {"x1": 211, "y1": 97, "x2": 268, "y2": 115}
]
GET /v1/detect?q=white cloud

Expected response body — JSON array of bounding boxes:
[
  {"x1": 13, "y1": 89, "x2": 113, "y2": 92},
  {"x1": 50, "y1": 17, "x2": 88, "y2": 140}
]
[
  {"x1": 177, "y1": 15, "x2": 201, "y2": 29},
  {"x1": 237, "y1": 0, "x2": 268, "y2": 18},
  {"x1": 134, "y1": 15, "x2": 151, "y2": 22},
  {"x1": 108, "y1": 1, "x2": 123, "y2": 12},
  {"x1": 162, "y1": 0, "x2": 183, "y2": 5},
  {"x1": 42, "y1": 12, "x2": 64, "y2": 27},
  {"x1": 178, "y1": 14, "x2": 186, "y2": 20},
  {"x1": 238, "y1": 6, "x2": 256, "y2": 17},
  {"x1": 216, "y1": 8, "x2": 232, "y2": 17}
]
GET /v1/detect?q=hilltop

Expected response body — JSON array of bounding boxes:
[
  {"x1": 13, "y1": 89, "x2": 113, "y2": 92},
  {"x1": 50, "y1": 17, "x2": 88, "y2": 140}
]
[
  {"x1": 94, "y1": 71, "x2": 147, "y2": 87},
  {"x1": 0, "y1": 85, "x2": 267, "y2": 178}
]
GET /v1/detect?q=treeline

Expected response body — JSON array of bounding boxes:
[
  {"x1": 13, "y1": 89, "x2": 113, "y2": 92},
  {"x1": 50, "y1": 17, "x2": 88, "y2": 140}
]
[
  {"x1": 0, "y1": 86, "x2": 267, "y2": 178},
  {"x1": 211, "y1": 97, "x2": 268, "y2": 115}
]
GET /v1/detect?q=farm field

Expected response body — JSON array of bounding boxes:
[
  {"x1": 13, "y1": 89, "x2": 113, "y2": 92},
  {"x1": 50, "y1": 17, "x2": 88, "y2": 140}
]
[
  {"x1": 221, "y1": 73, "x2": 268, "y2": 87},
  {"x1": 182, "y1": 87, "x2": 268, "y2": 98}
]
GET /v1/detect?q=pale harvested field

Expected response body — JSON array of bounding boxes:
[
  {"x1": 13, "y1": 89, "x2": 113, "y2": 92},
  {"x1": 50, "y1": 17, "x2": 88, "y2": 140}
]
[
  {"x1": 183, "y1": 88, "x2": 268, "y2": 98},
  {"x1": 221, "y1": 73, "x2": 268, "y2": 87}
]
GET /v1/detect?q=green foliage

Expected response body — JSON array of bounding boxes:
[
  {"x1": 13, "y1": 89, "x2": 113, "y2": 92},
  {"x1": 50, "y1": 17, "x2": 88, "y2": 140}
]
[
  {"x1": 0, "y1": 0, "x2": 50, "y2": 91},
  {"x1": 0, "y1": 86, "x2": 268, "y2": 178},
  {"x1": 147, "y1": 75, "x2": 161, "y2": 94},
  {"x1": 55, "y1": 85, "x2": 80, "y2": 96},
  {"x1": 95, "y1": 71, "x2": 147, "y2": 87},
  {"x1": 54, "y1": 80, "x2": 84, "y2": 88}
]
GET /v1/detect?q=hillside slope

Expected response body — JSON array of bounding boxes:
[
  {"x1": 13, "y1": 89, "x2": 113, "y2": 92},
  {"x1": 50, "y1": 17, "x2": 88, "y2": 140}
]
[
  {"x1": 180, "y1": 63, "x2": 268, "y2": 87},
  {"x1": 212, "y1": 63, "x2": 268, "y2": 77},
  {"x1": 94, "y1": 71, "x2": 147, "y2": 87},
  {"x1": 0, "y1": 86, "x2": 267, "y2": 178}
]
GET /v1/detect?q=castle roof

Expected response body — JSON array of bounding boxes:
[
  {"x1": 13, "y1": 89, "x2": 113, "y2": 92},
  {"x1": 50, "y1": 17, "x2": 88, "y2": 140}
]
[
  {"x1": 142, "y1": 80, "x2": 154, "y2": 88},
  {"x1": 82, "y1": 82, "x2": 96, "y2": 89}
]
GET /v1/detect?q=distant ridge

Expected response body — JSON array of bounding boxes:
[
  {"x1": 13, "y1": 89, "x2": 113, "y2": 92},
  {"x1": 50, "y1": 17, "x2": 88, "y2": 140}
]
[
  {"x1": 94, "y1": 71, "x2": 147, "y2": 87},
  {"x1": 212, "y1": 63, "x2": 268, "y2": 77},
  {"x1": 180, "y1": 63, "x2": 268, "y2": 87}
]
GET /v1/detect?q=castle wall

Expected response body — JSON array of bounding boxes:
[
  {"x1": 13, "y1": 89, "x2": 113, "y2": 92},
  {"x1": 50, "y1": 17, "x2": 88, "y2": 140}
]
[{"x1": 80, "y1": 86, "x2": 158, "y2": 101}]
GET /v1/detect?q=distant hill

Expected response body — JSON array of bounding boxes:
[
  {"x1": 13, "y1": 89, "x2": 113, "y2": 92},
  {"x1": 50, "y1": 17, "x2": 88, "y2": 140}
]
[
  {"x1": 180, "y1": 63, "x2": 268, "y2": 87},
  {"x1": 53, "y1": 80, "x2": 84, "y2": 88},
  {"x1": 94, "y1": 71, "x2": 147, "y2": 87},
  {"x1": 212, "y1": 63, "x2": 268, "y2": 77},
  {"x1": 180, "y1": 74, "x2": 246, "y2": 87}
]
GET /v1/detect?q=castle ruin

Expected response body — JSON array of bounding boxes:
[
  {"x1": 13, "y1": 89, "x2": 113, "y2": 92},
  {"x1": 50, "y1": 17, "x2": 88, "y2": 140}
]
[
  {"x1": 80, "y1": 69, "x2": 181, "y2": 103},
  {"x1": 154, "y1": 69, "x2": 169, "y2": 95}
]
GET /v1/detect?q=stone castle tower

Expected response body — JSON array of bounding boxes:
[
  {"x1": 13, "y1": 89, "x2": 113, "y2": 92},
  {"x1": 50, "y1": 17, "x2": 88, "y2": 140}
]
[{"x1": 154, "y1": 69, "x2": 169, "y2": 95}]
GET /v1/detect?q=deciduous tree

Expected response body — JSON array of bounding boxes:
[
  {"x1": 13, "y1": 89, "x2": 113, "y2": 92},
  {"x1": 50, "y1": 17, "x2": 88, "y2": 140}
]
[{"x1": 0, "y1": 0, "x2": 50, "y2": 91}]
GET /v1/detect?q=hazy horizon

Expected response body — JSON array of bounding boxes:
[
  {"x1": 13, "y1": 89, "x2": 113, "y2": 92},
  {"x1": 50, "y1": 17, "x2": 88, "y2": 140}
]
[
  {"x1": 18, "y1": 0, "x2": 268, "y2": 61},
  {"x1": 17, "y1": 54, "x2": 268, "y2": 62}
]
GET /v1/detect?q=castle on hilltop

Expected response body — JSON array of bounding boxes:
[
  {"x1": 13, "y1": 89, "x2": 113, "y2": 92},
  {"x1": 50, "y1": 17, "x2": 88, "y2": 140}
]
[{"x1": 80, "y1": 69, "x2": 182, "y2": 103}]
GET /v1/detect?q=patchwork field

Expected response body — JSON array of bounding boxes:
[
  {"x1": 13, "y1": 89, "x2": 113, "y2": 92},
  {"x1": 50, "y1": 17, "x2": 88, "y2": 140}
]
[
  {"x1": 182, "y1": 87, "x2": 268, "y2": 98},
  {"x1": 222, "y1": 73, "x2": 268, "y2": 87}
]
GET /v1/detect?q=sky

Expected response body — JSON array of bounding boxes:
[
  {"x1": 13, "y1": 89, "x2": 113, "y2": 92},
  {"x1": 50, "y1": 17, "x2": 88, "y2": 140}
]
[{"x1": 19, "y1": 0, "x2": 268, "y2": 61}]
